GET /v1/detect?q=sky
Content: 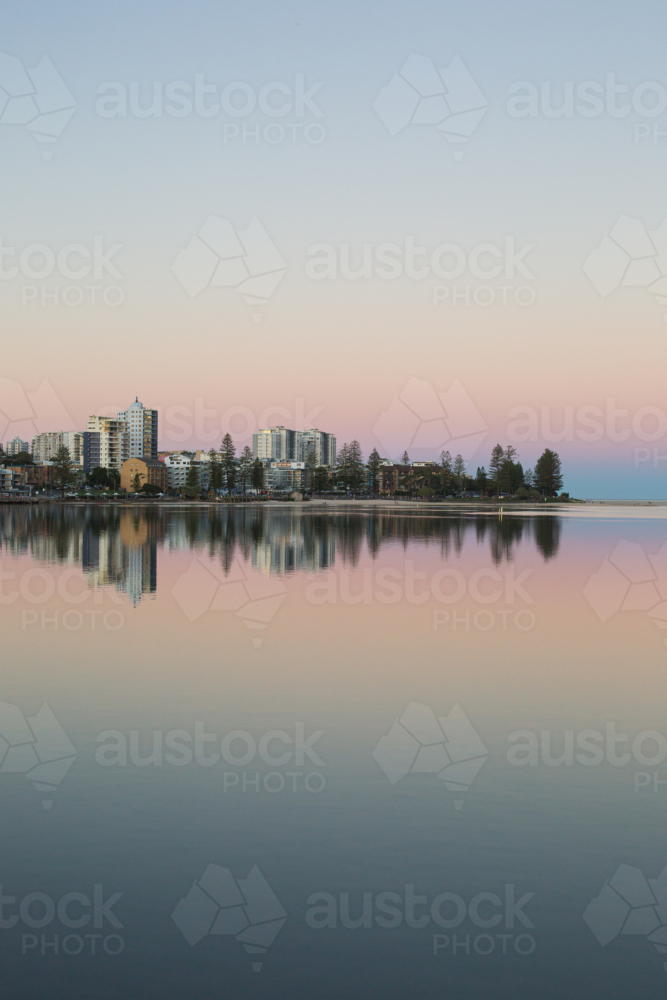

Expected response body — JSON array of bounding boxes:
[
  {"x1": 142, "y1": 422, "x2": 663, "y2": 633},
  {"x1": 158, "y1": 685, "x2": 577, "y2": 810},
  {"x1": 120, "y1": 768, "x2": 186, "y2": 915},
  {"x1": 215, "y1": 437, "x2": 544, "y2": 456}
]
[{"x1": 2, "y1": 0, "x2": 667, "y2": 497}]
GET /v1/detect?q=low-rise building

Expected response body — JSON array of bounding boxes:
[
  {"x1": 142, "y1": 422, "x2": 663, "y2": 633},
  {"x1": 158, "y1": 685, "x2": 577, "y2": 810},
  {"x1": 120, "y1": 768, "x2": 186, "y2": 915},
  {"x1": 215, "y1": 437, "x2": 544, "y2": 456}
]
[
  {"x1": 266, "y1": 461, "x2": 306, "y2": 491},
  {"x1": 120, "y1": 457, "x2": 168, "y2": 493},
  {"x1": 162, "y1": 453, "x2": 210, "y2": 491}
]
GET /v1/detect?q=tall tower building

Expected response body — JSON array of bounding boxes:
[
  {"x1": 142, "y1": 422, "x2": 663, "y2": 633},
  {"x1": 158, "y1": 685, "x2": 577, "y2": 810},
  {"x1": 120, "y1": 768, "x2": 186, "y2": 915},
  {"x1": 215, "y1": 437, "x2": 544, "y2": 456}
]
[
  {"x1": 297, "y1": 429, "x2": 336, "y2": 466},
  {"x1": 117, "y1": 398, "x2": 158, "y2": 459},
  {"x1": 86, "y1": 416, "x2": 129, "y2": 471},
  {"x1": 252, "y1": 426, "x2": 297, "y2": 461}
]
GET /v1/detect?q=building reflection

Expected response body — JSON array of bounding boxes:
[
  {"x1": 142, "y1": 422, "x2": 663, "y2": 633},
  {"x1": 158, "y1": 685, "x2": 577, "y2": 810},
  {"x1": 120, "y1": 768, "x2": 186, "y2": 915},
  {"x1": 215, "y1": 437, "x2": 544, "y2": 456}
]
[{"x1": 0, "y1": 505, "x2": 562, "y2": 601}]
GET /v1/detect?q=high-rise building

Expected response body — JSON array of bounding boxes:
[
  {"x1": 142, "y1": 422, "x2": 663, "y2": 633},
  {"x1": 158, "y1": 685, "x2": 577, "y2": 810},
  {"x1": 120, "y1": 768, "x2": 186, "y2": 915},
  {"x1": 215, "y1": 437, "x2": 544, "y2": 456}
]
[
  {"x1": 6, "y1": 437, "x2": 29, "y2": 455},
  {"x1": 32, "y1": 432, "x2": 64, "y2": 462},
  {"x1": 86, "y1": 416, "x2": 129, "y2": 471},
  {"x1": 297, "y1": 429, "x2": 336, "y2": 467},
  {"x1": 117, "y1": 398, "x2": 158, "y2": 459},
  {"x1": 252, "y1": 426, "x2": 337, "y2": 465},
  {"x1": 253, "y1": 426, "x2": 297, "y2": 462}
]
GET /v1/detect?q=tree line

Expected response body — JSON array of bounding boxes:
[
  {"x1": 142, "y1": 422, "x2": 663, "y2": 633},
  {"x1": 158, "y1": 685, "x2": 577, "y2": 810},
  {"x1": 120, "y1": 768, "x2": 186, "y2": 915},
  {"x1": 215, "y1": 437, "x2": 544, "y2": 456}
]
[{"x1": 17, "y1": 437, "x2": 565, "y2": 499}]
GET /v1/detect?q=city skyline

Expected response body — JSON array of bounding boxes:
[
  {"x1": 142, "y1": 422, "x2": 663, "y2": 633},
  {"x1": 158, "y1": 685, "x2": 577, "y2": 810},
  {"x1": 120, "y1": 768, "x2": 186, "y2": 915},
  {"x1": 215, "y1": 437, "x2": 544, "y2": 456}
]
[{"x1": 2, "y1": 0, "x2": 667, "y2": 498}]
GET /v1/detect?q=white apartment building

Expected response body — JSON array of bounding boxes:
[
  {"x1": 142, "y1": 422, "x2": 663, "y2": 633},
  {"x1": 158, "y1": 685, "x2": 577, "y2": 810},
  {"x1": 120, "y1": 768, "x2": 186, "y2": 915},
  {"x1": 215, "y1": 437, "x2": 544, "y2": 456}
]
[
  {"x1": 253, "y1": 426, "x2": 297, "y2": 461},
  {"x1": 253, "y1": 426, "x2": 336, "y2": 466},
  {"x1": 297, "y1": 429, "x2": 336, "y2": 466},
  {"x1": 117, "y1": 398, "x2": 158, "y2": 459},
  {"x1": 86, "y1": 416, "x2": 129, "y2": 471},
  {"x1": 163, "y1": 452, "x2": 210, "y2": 491},
  {"x1": 6, "y1": 437, "x2": 29, "y2": 455},
  {"x1": 32, "y1": 432, "x2": 65, "y2": 463}
]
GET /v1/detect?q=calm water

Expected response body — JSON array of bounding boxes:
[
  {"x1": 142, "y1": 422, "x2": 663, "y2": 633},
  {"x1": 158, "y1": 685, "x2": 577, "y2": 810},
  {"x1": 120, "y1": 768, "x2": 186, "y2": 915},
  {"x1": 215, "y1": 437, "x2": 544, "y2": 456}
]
[{"x1": 1, "y1": 503, "x2": 666, "y2": 999}]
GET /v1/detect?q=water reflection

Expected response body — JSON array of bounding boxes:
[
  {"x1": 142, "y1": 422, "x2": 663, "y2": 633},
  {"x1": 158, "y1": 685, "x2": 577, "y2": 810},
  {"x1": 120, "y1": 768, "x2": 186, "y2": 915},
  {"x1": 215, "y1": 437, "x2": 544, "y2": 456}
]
[{"x1": 0, "y1": 505, "x2": 562, "y2": 603}]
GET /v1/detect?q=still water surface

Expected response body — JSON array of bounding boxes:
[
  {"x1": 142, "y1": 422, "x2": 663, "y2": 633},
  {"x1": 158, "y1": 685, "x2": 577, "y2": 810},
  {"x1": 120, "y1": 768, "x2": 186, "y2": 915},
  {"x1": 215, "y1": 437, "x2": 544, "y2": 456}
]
[{"x1": 1, "y1": 504, "x2": 666, "y2": 999}]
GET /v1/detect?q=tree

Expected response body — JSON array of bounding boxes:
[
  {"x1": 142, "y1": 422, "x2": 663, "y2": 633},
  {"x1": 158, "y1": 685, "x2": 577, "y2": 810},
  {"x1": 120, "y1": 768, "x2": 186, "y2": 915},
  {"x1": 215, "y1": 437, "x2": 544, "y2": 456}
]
[
  {"x1": 139, "y1": 482, "x2": 161, "y2": 494},
  {"x1": 52, "y1": 445, "x2": 76, "y2": 495},
  {"x1": 238, "y1": 446, "x2": 254, "y2": 494},
  {"x1": 534, "y1": 449, "x2": 564, "y2": 496},
  {"x1": 208, "y1": 449, "x2": 223, "y2": 492},
  {"x1": 367, "y1": 448, "x2": 381, "y2": 494},
  {"x1": 440, "y1": 450, "x2": 452, "y2": 494},
  {"x1": 251, "y1": 459, "x2": 265, "y2": 491},
  {"x1": 185, "y1": 463, "x2": 200, "y2": 494},
  {"x1": 501, "y1": 445, "x2": 518, "y2": 494},
  {"x1": 312, "y1": 465, "x2": 330, "y2": 492},
  {"x1": 476, "y1": 466, "x2": 488, "y2": 494},
  {"x1": 220, "y1": 434, "x2": 237, "y2": 493},
  {"x1": 453, "y1": 454, "x2": 466, "y2": 491},
  {"x1": 401, "y1": 450, "x2": 410, "y2": 465},
  {"x1": 488, "y1": 444, "x2": 504, "y2": 494},
  {"x1": 88, "y1": 466, "x2": 110, "y2": 487},
  {"x1": 3, "y1": 450, "x2": 33, "y2": 465},
  {"x1": 347, "y1": 441, "x2": 365, "y2": 493},
  {"x1": 132, "y1": 472, "x2": 144, "y2": 493},
  {"x1": 107, "y1": 468, "x2": 120, "y2": 491},
  {"x1": 523, "y1": 467, "x2": 534, "y2": 488}
]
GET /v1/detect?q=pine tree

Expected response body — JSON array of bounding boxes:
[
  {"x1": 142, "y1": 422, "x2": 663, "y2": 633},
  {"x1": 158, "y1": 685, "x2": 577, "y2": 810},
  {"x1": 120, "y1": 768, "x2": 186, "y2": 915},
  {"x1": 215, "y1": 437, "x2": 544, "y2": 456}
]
[
  {"x1": 476, "y1": 466, "x2": 488, "y2": 494},
  {"x1": 52, "y1": 445, "x2": 75, "y2": 495},
  {"x1": 367, "y1": 447, "x2": 381, "y2": 494},
  {"x1": 238, "y1": 446, "x2": 254, "y2": 493},
  {"x1": 401, "y1": 450, "x2": 410, "y2": 465},
  {"x1": 185, "y1": 463, "x2": 200, "y2": 493},
  {"x1": 488, "y1": 444, "x2": 504, "y2": 494},
  {"x1": 534, "y1": 449, "x2": 564, "y2": 496},
  {"x1": 220, "y1": 433, "x2": 237, "y2": 493},
  {"x1": 453, "y1": 454, "x2": 466, "y2": 491},
  {"x1": 347, "y1": 441, "x2": 365, "y2": 493},
  {"x1": 440, "y1": 450, "x2": 452, "y2": 494},
  {"x1": 251, "y1": 459, "x2": 265, "y2": 491},
  {"x1": 208, "y1": 449, "x2": 223, "y2": 492}
]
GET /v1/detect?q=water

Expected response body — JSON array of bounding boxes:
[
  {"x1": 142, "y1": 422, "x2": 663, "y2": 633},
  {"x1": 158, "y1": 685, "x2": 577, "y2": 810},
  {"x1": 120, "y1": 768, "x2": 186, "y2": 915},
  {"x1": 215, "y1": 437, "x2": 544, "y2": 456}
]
[{"x1": 1, "y1": 503, "x2": 666, "y2": 998}]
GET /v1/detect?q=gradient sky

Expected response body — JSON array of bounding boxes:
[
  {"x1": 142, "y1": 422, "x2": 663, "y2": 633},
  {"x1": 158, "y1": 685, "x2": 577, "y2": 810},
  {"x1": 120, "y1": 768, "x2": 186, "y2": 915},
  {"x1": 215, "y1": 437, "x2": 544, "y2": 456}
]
[{"x1": 2, "y1": 0, "x2": 667, "y2": 496}]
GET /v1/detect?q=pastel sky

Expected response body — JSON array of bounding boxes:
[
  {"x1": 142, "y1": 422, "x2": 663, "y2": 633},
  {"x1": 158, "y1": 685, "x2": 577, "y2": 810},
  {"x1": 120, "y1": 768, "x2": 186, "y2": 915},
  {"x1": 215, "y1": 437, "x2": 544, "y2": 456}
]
[{"x1": 2, "y1": 0, "x2": 667, "y2": 497}]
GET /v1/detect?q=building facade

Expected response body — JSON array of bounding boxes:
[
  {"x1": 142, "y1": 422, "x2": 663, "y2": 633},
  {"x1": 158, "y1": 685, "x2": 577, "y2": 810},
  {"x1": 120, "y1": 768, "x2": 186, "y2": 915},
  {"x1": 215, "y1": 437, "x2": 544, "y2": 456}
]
[
  {"x1": 163, "y1": 452, "x2": 210, "y2": 491},
  {"x1": 265, "y1": 461, "x2": 306, "y2": 491},
  {"x1": 86, "y1": 417, "x2": 129, "y2": 471},
  {"x1": 117, "y1": 398, "x2": 158, "y2": 460},
  {"x1": 297, "y1": 429, "x2": 336, "y2": 466},
  {"x1": 253, "y1": 426, "x2": 336, "y2": 466},
  {"x1": 120, "y1": 457, "x2": 168, "y2": 492},
  {"x1": 31, "y1": 432, "x2": 64, "y2": 463},
  {"x1": 6, "y1": 437, "x2": 29, "y2": 455},
  {"x1": 253, "y1": 426, "x2": 297, "y2": 462}
]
